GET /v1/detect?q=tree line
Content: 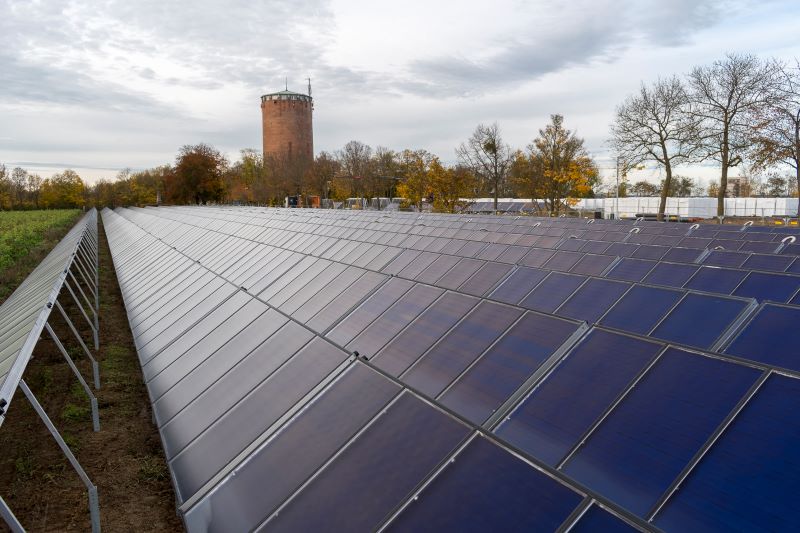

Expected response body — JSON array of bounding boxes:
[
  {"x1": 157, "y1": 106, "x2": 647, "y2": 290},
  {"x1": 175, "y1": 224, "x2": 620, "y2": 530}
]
[
  {"x1": 0, "y1": 165, "x2": 83, "y2": 209},
  {"x1": 611, "y1": 53, "x2": 800, "y2": 220},
  {"x1": 2, "y1": 114, "x2": 600, "y2": 214}
]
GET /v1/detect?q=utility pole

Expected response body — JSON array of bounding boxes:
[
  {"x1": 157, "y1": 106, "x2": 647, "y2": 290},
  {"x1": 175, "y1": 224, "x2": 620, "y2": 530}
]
[{"x1": 615, "y1": 156, "x2": 620, "y2": 220}]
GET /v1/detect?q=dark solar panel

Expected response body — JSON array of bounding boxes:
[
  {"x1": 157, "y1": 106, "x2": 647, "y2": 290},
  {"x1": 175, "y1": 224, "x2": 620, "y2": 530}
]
[
  {"x1": 494, "y1": 330, "x2": 662, "y2": 465},
  {"x1": 653, "y1": 374, "x2": 799, "y2": 532},
  {"x1": 439, "y1": 313, "x2": 580, "y2": 424},
  {"x1": 651, "y1": 293, "x2": 750, "y2": 349},
  {"x1": 385, "y1": 437, "x2": 583, "y2": 532},
  {"x1": 563, "y1": 348, "x2": 760, "y2": 515},
  {"x1": 262, "y1": 393, "x2": 470, "y2": 532},
  {"x1": 724, "y1": 304, "x2": 800, "y2": 371}
]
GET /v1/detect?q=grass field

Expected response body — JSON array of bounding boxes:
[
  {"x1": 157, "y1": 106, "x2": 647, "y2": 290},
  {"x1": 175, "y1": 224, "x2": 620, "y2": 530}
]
[{"x1": 0, "y1": 209, "x2": 82, "y2": 301}]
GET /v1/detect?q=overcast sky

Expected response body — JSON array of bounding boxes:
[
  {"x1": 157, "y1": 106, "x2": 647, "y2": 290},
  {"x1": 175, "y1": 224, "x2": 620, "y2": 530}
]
[{"x1": 1, "y1": 0, "x2": 799, "y2": 186}]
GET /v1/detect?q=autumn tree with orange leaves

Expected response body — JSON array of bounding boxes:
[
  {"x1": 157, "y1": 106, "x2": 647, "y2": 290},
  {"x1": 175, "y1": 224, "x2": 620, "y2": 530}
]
[{"x1": 513, "y1": 114, "x2": 598, "y2": 215}]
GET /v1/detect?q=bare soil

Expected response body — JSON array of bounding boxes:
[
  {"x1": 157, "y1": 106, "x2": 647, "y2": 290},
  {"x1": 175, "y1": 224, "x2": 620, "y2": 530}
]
[{"x1": 0, "y1": 218, "x2": 182, "y2": 532}]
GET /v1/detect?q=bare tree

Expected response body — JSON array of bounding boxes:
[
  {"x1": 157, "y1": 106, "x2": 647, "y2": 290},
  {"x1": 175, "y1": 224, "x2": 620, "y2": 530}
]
[
  {"x1": 456, "y1": 123, "x2": 512, "y2": 212},
  {"x1": 688, "y1": 53, "x2": 780, "y2": 216},
  {"x1": 611, "y1": 76, "x2": 698, "y2": 221},
  {"x1": 749, "y1": 59, "x2": 800, "y2": 213},
  {"x1": 11, "y1": 167, "x2": 28, "y2": 208},
  {"x1": 336, "y1": 140, "x2": 373, "y2": 201}
]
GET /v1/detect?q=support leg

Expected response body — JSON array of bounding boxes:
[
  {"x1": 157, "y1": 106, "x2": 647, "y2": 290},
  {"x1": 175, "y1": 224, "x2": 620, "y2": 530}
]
[
  {"x1": 45, "y1": 323, "x2": 100, "y2": 432},
  {"x1": 19, "y1": 380, "x2": 101, "y2": 533}
]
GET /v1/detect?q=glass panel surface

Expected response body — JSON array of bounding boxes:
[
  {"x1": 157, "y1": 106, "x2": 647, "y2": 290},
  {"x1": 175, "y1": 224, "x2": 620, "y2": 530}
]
[
  {"x1": 661, "y1": 247, "x2": 701, "y2": 263},
  {"x1": 684, "y1": 267, "x2": 747, "y2": 294},
  {"x1": 600, "y1": 285, "x2": 683, "y2": 335},
  {"x1": 570, "y1": 254, "x2": 615, "y2": 276},
  {"x1": 385, "y1": 437, "x2": 582, "y2": 533},
  {"x1": 651, "y1": 293, "x2": 749, "y2": 349},
  {"x1": 327, "y1": 278, "x2": 412, "y2": 346},
  {"x1": 557, "y1": 279, "x2": 630, "y2": 323},
  {"x1": 169, "y1": 337, "x2": 349, "y2": 501},
  {"x1": 563, "y1": 348, "x2": 759, "y2": 516},
  {"x1": 631, "y1": 245, "x2": 669, "y2": 261},
  {"x1": 643, "y1": 262, "x2": 699, "y2": 288},
  {"x1": 440, "y1": 313, "x2": 580, "y2": 424},
  {"x1": 144, "y1": 295, "x2": 264, "y2": 391},
  {"x1": 183, "y1": 364, "x2": 401, "y2": 533},
  {"x1": 741, "y1": 253, "x2": 794, "y2": 272},
  {"x1": 520, "y1": 248, "x2": 555, "y2": 268},
  {"x1": 262, "y1": 393, "x2": 470, "y2": 533},
  {"x1": 654, "y1": 374, "x2": 800, "y2": 532},
  {"x1": 458, "y1": 262, "x2": 513, "y2": 296},
  {"x1": 402, "y1": 302, "x2": 523, "y2": 397},
  {"x1": 543, "y1": 251, "x2": 583, "y2": 272},
  {"x1": 605, "y1": 258, "x2": 655, "y2": 282},
  {"x1": 436, "y1": 258, "x2": 484, "y2": 289},
  {"x1": 347, "y1": 285, "x2": 443, "y2": 357},
  {"x1": 724, "y1": 304, "x2": 800, "y2": 371},
  {"x1": 373, "y1": 292, "x2": 477, "y2": 377},
  {"x1": 703, "y1": 250, "x2": 748, "y2": 268},
  {"x1": 414, "y1": 255, "x2": 461, "y2": 284},
  {"x1": 152, "y1": 313, "x2": 297, "y2": 424},
  {"x1": 732, "y1": 272, "x2": 800, "y2": 303},
  {"x1": 495, "y1": 330, "x2": 662, "y2": 465},
  {"x1": 489, "y1": 267, "x2": 548, "y2": 305},
  {"x1": 307, "y1": 272, "x2": 385, "y2": 332},
  {"x1": 519, "y1": 273, "x2": 586, "y2": 313}
]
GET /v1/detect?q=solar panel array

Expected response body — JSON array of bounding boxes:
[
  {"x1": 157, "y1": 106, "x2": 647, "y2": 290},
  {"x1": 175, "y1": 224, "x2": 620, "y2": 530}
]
[
  {"x1": 102, "y1": 206, "x2": 800, "y2": 532},
  {"x1": 0, "y1": 209, "x2": 98, "y2": 420}
]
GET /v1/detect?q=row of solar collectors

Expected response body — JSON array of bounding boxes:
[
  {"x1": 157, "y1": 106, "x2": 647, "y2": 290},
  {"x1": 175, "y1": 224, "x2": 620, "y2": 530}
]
[
  {"x1": 0, "y1": 210, "x2": 95, "y2": 391},
  {"x1": 102, "y1": 209, "x2": 648, "y2": 532},
  {"x1": 220, "y1": 204, "x2": 800, "y2": 239},
  {"x1": 157, "y1": 207, "x2": 800, "y2": 310},
  {"x1": 220, "y1": 203, "x2": 800, "y2": 233},
  {"x1": 106, "y1": 208, "x2": 800, "y2": 531},
  {"x1": 134, "y1": 207, "x2": 799, "y2": 370},
  {"x1": 184, "y1": 207, "x2": 800, "y2": 273},
  {"x1": 200, "y1": 205, "x2": 800, "y2": 253}
]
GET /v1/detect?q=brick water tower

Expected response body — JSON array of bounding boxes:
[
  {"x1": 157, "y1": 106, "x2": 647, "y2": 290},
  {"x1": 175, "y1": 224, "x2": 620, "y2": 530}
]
[{"x1": 260, "y1": 80, "x2": 314, "y2": 162}]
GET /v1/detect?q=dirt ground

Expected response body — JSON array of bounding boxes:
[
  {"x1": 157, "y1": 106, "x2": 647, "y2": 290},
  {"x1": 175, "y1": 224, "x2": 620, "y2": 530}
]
[{"x1": 0, "y1": 218, "x2": 182, "y2": 532}]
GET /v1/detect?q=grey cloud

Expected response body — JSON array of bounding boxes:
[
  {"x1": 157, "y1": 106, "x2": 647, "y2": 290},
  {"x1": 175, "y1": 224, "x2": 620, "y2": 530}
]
[{"x1": 404, "y1": 0, "x2": 734, "y2": 97}]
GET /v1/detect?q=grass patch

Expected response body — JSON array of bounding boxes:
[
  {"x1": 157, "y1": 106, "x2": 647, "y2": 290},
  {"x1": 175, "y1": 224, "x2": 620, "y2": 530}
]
[
  {"x1": 0, "y1": 209, "x2": 82, "y2": 301},
  {"x1": 138, "y1": 455, "x2": 168, "y2": 482},
  {"x1": 61, "y1": 403, "x2": 90, "y2": 422}
]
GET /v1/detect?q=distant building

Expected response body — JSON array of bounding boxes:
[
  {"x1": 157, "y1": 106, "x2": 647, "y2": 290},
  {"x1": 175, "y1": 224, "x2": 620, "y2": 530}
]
[{"x1": 260, "y1": 82, "x2": 314, "y2": 163}]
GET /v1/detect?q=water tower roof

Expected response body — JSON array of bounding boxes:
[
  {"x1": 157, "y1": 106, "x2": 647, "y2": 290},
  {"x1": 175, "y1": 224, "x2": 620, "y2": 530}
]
[{"x1": 261, "y1": 89, "x2": 312, "y2": 101}]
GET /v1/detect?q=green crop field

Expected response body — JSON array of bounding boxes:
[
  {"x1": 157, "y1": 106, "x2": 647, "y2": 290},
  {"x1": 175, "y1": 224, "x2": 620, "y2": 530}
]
[{"x1": 0, "y1": 210, "x2": 82, "y2": 299}]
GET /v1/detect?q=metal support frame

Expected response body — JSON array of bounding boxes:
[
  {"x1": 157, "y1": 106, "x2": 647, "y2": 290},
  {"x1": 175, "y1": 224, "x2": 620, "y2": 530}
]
[
  {"x1": 18, "y1": 380, "x2": 101, "y2": 533},
  {"x1": 0, "y1": 210, "x2": 102, "y2": 532},
  {"x1": 45, "y1": 323, "x2": 99, "y2": 432},
  {"x1": 64, "y1": 278, "x2": 99, "y2": 350},
  {"x1": 55, "y1": 301, "x2": 100, "y2": 389},
  {"x1": 0, "y1": 496, "x2": 24, "y2": 533}
]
